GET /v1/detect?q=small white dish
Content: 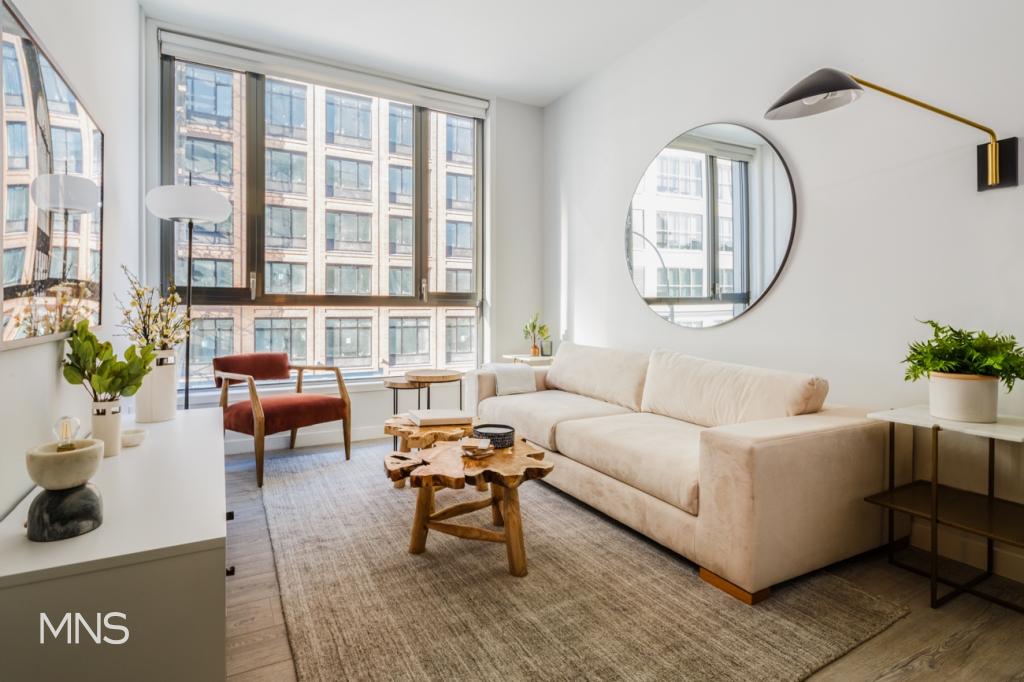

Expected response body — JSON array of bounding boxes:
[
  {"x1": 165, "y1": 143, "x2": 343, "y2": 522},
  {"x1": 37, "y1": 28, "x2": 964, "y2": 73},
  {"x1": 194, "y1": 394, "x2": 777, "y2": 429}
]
[{"x1": 122, "y1": 428, "x2": 147, "y2": 448}]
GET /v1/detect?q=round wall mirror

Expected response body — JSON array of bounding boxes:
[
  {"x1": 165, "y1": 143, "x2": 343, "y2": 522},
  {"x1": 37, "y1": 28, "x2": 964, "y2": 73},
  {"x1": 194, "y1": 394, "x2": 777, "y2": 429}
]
[{"x1": 625, "y1": 123, "x2": 795, "y2": 328}]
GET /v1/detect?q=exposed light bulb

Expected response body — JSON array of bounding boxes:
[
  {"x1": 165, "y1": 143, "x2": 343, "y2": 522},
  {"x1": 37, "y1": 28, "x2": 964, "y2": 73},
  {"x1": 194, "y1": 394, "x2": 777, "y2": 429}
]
[{"x1": 53, "y1": 415, "x2": 81, "y2": 452}]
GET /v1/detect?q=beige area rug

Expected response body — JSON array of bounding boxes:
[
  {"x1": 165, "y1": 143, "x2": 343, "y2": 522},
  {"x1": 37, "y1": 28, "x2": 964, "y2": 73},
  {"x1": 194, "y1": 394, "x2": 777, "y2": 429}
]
[{"x1": 262, "y1": 442, "x2": 907, "y2": 681}]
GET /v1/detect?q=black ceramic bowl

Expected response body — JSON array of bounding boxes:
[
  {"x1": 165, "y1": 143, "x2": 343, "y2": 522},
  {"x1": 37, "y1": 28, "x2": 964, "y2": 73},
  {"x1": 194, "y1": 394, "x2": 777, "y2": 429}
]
[{"x1": 472, "y1": 424, "x2": 515, "y2": 449}]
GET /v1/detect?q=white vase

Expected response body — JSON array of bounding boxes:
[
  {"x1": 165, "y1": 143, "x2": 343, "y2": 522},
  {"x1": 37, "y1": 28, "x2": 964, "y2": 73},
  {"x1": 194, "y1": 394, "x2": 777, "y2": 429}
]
[
  {"x1": 928, "y1": 372, "x2": 998, "y2": 423},
  {"x1": 92, "y1": 400, "x2": 122, "y2": 458},
  {"x1": 135, "y1": 348, "x2": 178, "y2": 423}
]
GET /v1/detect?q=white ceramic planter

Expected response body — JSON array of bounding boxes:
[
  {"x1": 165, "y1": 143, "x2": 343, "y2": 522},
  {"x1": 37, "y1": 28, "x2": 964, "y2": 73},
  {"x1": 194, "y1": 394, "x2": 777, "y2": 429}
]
[
  {"x1": 135, "y1": 348, "x2": 178, "y2": 423},
  {"x1": 928, "y1": 372, "x2": 998, "y2": 423},
  {"x1": 26, "y1": 439, "x2": 103, "y2": 490},
  {"x1": 92, "y1": 400, "x2": 122, "y2": 458}
]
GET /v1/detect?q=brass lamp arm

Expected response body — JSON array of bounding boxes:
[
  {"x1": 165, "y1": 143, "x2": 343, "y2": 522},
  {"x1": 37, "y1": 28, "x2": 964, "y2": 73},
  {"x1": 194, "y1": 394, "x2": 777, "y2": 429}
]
[{"x1": 851, "y1": 75, "x2": 1000, "y2": 184}]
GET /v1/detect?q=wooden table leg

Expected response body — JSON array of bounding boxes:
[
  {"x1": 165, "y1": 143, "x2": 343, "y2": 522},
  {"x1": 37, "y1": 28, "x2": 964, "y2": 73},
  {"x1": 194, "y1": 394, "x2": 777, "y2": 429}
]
[
  {"x1": 501, "y1": 486, "x2": 527, "y2": 576},
  {"x1": 394, "y1": 438, "x2": 410, "y2": 489},
  {"x1": 490, "y1": 483, "x2": 504, "y2": 527},
  {"x1": 409, "y1": 485, "x2": 434, "y2": 554}
]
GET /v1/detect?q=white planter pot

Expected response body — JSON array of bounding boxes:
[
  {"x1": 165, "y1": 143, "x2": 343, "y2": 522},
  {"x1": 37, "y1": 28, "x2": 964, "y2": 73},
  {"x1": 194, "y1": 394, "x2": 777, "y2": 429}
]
[
  {"x1": 928, "y1": 372, "x2": 998, "y2": 423},
  {"x1": 135, "y1": 348, "x2": 178, "y2": 423},
  {"x1": 92, "y1": 400, "x2": 122, "y2": 458}
]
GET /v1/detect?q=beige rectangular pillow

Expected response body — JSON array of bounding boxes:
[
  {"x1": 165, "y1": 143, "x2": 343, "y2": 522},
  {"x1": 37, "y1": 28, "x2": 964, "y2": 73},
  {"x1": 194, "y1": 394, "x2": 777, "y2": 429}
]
[
  {"x1": 640, "y1": 350, "x2": 829, "y2": 427},
  {"x1": 545, "y1": 341, "x2": 649, "y2": 411}
]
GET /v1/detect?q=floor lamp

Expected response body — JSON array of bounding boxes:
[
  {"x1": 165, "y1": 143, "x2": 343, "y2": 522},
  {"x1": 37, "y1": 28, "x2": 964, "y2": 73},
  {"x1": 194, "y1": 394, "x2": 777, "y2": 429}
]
[
  {"x1": 145, "y1": 185, "x2": 231, "y2": 409},
  {"x1": 30, "y1": 173, "x2": 100, "y2": 280}
]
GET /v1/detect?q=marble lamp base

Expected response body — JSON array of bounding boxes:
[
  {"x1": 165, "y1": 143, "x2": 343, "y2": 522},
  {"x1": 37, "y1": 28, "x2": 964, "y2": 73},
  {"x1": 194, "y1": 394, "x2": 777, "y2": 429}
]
[{"x1": 26, "y1": 483, "x2": 103, "y2": 542}]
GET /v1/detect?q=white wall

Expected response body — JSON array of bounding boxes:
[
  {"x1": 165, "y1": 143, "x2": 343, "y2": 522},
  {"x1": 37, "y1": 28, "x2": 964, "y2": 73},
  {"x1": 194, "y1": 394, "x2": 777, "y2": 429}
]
[
  {"x1": 0, "y1": 0, "x2": 141, "y2": 517},
  {"x1": 486, "y1": 97, "x2": 545, "y2": 359},
  {"x1": 543, "y1": 0, "x2": 1024, "y2": 577}
]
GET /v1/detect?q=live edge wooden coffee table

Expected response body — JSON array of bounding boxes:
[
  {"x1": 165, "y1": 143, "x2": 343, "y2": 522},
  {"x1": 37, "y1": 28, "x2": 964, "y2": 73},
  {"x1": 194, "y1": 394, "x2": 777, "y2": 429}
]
[
  {"x1": 385, "y1": 438, "x2": 552, "y2": 576},
  {"x1": 383, "y1": 414, "x2": 476, "y2": 489}
]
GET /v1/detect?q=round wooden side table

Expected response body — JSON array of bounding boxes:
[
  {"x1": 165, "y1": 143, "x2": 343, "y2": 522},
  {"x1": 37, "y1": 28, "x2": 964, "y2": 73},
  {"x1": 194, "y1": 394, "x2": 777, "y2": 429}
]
[
  {"x1": 383, "y1": 378, "x2": 424, "y2": 449},
  {"x1": 404, "y1": 369, "x2": 465, "y2": 410}
]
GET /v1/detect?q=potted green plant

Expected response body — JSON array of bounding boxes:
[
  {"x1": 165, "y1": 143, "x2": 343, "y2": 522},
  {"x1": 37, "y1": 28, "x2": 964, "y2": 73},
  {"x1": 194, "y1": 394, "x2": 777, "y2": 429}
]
[
  {"x1": 903, "y1": 320, "x2": 1024, "y2": 423},
  {"x1": 63, "y1": 320, "x2": 155, "y2": 457},
  {"x1": 522, "y1": 312, "x2": 550, "y2": 357},
  {"x1": 119, "y1": 267, "x2": 188, "y2": 423}
]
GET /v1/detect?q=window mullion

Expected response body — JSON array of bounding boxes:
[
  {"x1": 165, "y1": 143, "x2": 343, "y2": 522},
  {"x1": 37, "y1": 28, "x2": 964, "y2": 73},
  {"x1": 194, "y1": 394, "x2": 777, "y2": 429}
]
[
  {"x1": 413, "y1": 105, "x2": 429, "y2": 302},
  {"x1": 706, "y1": 154, "x2": 719, "y2": 301},
  {"x1": 246, "y1": 71, "x2": 266, "y2": 302}
]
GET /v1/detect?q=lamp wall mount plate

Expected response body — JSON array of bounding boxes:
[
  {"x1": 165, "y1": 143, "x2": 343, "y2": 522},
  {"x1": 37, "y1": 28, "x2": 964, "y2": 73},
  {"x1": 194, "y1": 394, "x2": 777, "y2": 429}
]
[{"x1": 977, "y1": 138, "x2": 1018, "y2": 191}]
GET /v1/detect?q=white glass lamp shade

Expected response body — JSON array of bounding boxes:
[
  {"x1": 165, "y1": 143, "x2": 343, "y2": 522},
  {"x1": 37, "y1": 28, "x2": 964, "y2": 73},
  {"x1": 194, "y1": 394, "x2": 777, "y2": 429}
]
[
  {"x1": 145, "y1": 185, "x2": 231, "y2": 223},
  {"x1": 29, "y1": 174, "x2": 100, "y2": 214}
]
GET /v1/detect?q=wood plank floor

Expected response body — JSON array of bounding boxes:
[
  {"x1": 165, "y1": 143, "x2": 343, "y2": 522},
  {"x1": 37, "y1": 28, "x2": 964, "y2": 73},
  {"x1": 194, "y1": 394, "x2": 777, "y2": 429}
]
[{"x1": 223, "y1": 444, "x2": 1024, "y2": 681}]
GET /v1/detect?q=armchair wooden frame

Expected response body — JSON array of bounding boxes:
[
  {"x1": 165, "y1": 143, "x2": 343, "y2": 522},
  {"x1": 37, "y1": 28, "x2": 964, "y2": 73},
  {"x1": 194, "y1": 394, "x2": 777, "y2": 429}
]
[{"x1": 216, "y1": 364, "x2": 352, "y2": 487}]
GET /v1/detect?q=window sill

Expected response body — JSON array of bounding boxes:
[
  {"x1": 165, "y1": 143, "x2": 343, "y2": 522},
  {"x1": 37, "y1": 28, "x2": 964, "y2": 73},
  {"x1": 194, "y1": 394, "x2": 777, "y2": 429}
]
[{"x1": 185, "y1": 375, "x2": 392, "y2": 408}]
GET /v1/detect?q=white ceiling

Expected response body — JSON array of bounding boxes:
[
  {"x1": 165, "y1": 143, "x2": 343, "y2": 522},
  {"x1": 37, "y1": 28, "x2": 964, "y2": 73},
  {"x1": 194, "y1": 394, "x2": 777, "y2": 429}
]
[{"x1": 140, "y1": 0, "x2": 705, "y2": 106}]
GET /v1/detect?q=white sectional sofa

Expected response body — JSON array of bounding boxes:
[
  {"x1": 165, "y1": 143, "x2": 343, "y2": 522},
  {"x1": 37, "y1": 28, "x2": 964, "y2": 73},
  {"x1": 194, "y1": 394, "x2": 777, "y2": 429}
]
[{"x1": 465, "y1": 342, "x2": 886, "y2": 603}]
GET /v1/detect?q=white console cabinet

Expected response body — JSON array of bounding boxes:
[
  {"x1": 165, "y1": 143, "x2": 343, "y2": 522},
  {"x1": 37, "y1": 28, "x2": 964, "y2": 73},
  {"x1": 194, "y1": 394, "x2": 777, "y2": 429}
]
[{"x1": 0, "y1": 408, "x2": 226, "y2": 681}]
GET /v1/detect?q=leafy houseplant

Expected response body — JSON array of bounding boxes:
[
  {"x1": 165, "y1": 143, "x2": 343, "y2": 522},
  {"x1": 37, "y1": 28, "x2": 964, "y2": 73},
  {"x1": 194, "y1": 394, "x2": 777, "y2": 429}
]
[
  {"x1": 118, "y1": 267, "x2": 187, "y2": 422},
  {"x1": 903, "y1": 320, "x2": 1024, "y2": 423},
  {"x1": 522, "y1": 313, "x2": 550, "y2": 357},
  {"x1": 63, "y1": 320, "x2": 155, "y2": 456}
]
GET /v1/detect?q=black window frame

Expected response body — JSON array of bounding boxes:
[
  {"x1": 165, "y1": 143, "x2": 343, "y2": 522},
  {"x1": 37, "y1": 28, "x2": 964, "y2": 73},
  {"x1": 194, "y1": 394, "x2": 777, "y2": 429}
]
[{"x1": 159, "y1": 58, "x2": 482, "y2": 312}]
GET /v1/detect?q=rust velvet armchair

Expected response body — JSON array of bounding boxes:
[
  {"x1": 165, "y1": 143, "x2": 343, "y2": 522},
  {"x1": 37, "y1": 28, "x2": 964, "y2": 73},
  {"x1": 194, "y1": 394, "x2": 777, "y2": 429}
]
[{"x1": 213, "y1": 352, "x2": 352, "y2": 487}]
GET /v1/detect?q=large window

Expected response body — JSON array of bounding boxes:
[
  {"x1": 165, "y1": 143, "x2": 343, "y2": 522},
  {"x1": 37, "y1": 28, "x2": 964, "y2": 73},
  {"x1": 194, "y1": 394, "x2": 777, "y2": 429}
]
[
  {"x1": 388, "y1": 316, "x2": 429, "y2": 365},
  {"x1": 266, "y1": 261, "x2": 306, "y2": 293},
  {"x1": 326, "y1": 211, "x2": 370, "y2": 252},
  {"x1": 161, "y1": 56, "x2": 483, "y2": 388},
  {"x1": 326, "y1": 157, "x2": 371, "y2": 200},
  {"x1": 185, "y1": 64, "x2": 232, "y2": 126},
  {"x1": 52, "y1": 127, "x2": 83, "y2": 174},
  {"x1": 325, "y1": 91, "x2": 371, "y2": 146},
  {"x1": 5, "y1": 184, "x2": 27, "y2": 232},
  {"x1": 190, "y1": 318, "x2": 234, "y2": 384},
  {"x1": 326, "y1": 317, "x2": 371, "y2": 367},
  {"x1": 3, "y1": 42, "x2": 22, "y2": 107},
  {"x1": 53, "y1": 212, "x2": 81, "y2": 234},
  {"x1": 40, "y1": 56, "x2": 76, "y2": 114},
  {"x1": 266, "y1": 79, "x2": 306, "y2": 139},
  {"x1": 49, "y1": 247, "x2": 79, "y2": 280},
  {"x1": 266, "y1": 205, "x2": 307, "y2": 248},
  {"x1": 326, "y1": 264, "x2": 370, "y2": 295},
  {"x1": 254, "y1": 317, "x2": 307, "y2": 362},
  {"x1": 657, "y1": 156, "x2": 702, "y2": 196},
  {"x1": 6, "y1": 121, "x2": 27, "y2": 169}
]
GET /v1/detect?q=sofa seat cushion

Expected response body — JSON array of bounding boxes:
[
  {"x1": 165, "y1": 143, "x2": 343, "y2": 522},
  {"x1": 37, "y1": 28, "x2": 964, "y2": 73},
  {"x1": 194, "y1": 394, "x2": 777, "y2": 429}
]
[
  {"x1": 477, "y1": 390, "x2": 629, "y2": 451},
  {"x1": 554, "y1": 412, "x2": 703, "y2": 515},
  {"x1": 641, "y1": 350, "x2": 829, "y2": 427},
  {"x1": 545, "y1": 341, "x2": 650, "y2": 411}
]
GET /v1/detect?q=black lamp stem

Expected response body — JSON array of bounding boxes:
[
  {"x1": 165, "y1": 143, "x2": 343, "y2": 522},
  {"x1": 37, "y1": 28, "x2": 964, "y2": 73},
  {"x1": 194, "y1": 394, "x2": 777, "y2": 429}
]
[{"x1": 184, "y1": 218, "x2": 193, "y2": 410}]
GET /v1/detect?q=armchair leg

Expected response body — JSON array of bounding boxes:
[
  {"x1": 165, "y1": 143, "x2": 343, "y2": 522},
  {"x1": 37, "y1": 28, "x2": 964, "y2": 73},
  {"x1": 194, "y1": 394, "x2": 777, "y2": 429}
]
[
  {"x1": 289, "y1": 428, "x2": 298, "y2": 450},
  {"x1": 343, "y1": 419, "x2": 352, "y2": 461},
  {"x1": 254, "y1": 429, "x2": 265, "y2": 488}
]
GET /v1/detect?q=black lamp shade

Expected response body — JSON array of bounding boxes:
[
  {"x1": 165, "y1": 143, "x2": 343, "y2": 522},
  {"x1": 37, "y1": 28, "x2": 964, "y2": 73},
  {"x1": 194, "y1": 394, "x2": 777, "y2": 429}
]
[{"x1": 765, "y1": 68, "x2": 863, "y2": 120}]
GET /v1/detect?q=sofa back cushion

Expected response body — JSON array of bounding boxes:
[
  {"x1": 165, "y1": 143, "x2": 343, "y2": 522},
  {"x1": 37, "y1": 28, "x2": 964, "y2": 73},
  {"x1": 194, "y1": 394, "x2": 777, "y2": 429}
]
[
  {"x1": 640, "y1": 350, "x2": 829, "y2": 427},
  {"x1": 545, "y1": 341, "x2": 649, "y2": 411}
]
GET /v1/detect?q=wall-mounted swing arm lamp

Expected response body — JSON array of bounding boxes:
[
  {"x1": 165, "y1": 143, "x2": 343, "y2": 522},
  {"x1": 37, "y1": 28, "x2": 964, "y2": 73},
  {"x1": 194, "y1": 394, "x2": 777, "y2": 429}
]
[{"x1": 764, "y1": 67, "x2": 1018, "y2": 191}]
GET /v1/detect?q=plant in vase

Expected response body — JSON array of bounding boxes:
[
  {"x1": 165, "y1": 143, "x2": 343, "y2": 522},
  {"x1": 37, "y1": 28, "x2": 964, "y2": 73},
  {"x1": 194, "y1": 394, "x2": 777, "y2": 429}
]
[
  {"x1": 522, "y1": 313, "x2": 550, "y2": 357},
  {"x1": 903, "y1": 319, "x2": 1024, "y2": 423},
  {"x1": 63, "y1": 320, "x2": 155, "y2": 457},
  {"x1": 118, "y1": 267, "x2": 188, "y2": 422}
]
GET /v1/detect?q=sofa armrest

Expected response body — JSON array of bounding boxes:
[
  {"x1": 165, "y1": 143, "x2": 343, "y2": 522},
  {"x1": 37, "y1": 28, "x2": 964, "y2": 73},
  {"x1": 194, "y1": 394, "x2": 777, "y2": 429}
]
[
  {"x1": 695, "y1": 407, "x2": 887, "y2": 593},
  {"x1": 463, "y1": 367, "x2": 549, "y2": 416}
]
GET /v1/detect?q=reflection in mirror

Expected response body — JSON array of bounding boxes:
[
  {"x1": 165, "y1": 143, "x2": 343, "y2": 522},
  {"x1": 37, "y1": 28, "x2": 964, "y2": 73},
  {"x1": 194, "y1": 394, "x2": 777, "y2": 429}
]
[
  {"x1": 625, "y1": 123, "x2": 793, "y2": 328},
  {"x1": 0, "y1": 0, "x2": 103, "y2": 344}
]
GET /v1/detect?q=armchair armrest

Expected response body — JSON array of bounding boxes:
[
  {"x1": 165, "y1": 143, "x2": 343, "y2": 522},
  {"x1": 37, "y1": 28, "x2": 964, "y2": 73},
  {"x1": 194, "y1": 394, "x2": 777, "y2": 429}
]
[
  {"x1": 290, "y1": 364, "x2": 351, "y2": 406},
  {"x1": 214, "y1": 370, "x2": 264, "y2": 426},
  {"x1": 695, "y1": 407, "x2": 887, "y2": 593},
  {"x1": 463, "y1": 366, "x2": 549, "y2": 415}
]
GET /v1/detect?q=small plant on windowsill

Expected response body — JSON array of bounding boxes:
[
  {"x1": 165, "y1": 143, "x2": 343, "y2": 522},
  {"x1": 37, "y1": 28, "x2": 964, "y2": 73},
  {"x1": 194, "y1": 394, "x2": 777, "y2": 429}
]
[
  {"x1": 522, "y1": 313, "x2": 550, "y2": 357},
  {"x1": 903, "y1": 319, "x2": 1024, "y2": 423}
]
